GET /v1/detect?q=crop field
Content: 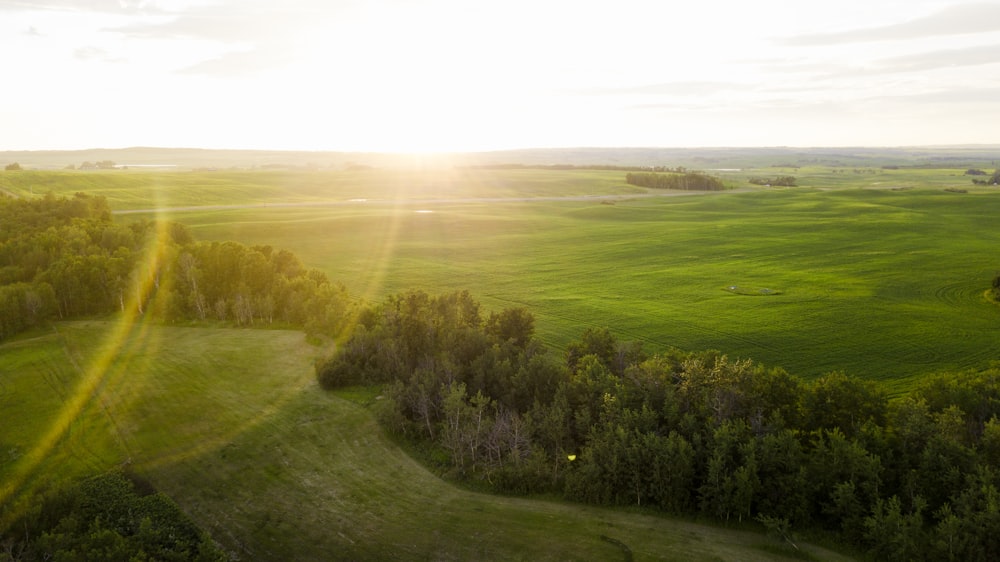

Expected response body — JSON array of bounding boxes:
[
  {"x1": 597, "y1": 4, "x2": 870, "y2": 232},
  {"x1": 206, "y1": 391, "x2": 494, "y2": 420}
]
[
  {"x1": 4, "y1": 167, "x2": 997, "y2": 391},
  {"x1": 185, "y1": 189, "x2": 1000, "y2": 392},
  {"x1": 0, "y1": 321, "x2": 851, "y2": 561}
]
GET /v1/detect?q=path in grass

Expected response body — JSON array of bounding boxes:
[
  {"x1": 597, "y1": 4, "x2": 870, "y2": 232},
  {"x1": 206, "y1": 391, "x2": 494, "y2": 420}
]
[{"x1": 1, "y1": 321, "x2": 853, "y2": 561}]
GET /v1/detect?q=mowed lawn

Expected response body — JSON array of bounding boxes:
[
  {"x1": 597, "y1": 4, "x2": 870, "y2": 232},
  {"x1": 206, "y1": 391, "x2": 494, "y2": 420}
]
[
  {"x1": 0, "y1": 321, "x2": 852, "y2": 561},
  {"x1": 176, "y1": 185, "x2": 1000, "y2": 392}
]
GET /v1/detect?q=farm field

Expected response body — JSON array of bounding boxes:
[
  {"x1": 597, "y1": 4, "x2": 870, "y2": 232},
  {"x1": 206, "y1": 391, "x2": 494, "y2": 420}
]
[
  {"x1": 0, "y1": 321, "x2": 852, "y2": 561},
  {"x1": 3, "y1": 167, "x2": 998, "y2": 390},
  {"x1": 188, "y1": 191, "x2": 1000, "y2": 392}
]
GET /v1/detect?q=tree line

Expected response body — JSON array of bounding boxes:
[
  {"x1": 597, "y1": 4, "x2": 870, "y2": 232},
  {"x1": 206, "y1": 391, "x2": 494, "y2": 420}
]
[
  {"x1": 0, "y1": 192, "x2": 353, "y2": 341},
  {"x1": 970, "y1": 170, "x2": 1000, "y2": 185},
  {"x1": 318, "y1": 290, "x2": 1000, "y2": 561},
  {"x1": 624, "y1": 172, "x2": 726, "y2": 191},
  {"x1": 748, "y1": 176, "x2": 797, "y2": 187},
  {"x1": 464, "y1": 164, "x2": 693, "y2": 172}
]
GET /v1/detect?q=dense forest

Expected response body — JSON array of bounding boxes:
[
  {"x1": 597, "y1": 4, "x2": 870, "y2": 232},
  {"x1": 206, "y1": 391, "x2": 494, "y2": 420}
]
[
  {"x1": 624, "y1": 171, "x2": 726, "y2": 191},
  {"x1": 0, "y1": 192, "x2": 353, "y2": 341},
  {"x1": 317, "y1": 290, "x2": 1000, "y2": 561}
]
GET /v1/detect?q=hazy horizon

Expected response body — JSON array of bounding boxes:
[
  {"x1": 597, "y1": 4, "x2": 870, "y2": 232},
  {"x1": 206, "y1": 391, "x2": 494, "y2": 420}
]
[{"x1": 3, "y1": 0, "x2": 1000, "y2": 153}]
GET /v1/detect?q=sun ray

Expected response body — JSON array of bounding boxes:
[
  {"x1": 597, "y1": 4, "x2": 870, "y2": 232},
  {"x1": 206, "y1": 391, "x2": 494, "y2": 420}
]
[{"x1": 0, "y1": 214, "x2": 172, "y2": 515}]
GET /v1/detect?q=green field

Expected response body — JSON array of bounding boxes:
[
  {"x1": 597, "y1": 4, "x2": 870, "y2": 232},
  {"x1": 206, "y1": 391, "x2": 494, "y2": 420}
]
[
  {"x1": 5, "y1": 162, "x2": 1000, "y2": 559},
  {"x1": 4, "y1": 167, "x2": 999, "y2": 390},
  {"x1": 187, "y1": 189, "x2": 1000, "y2": 392},
  {"x1": 0, "y1": 321, "x2": 851, "y2": 561}
]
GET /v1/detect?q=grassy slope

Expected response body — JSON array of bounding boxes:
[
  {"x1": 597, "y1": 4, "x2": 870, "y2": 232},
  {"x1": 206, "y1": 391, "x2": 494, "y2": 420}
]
[{"x1": 0, "y1": 321, "x2": 852, "y2": 561}]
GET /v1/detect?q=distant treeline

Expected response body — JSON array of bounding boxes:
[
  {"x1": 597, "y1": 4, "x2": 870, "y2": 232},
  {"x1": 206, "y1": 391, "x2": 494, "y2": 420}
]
[
  {"x1": 624, "y1": 171, "x2": 726, "y2": 191},
  {"x1": 318, "y1": 290, "x2": 1000, "y2": 561},
  {"x1": 0, "y1": 192, "x2": 353, "y2": 341},
  {"x1": 969, "y1": 169, "x2": 1000, "y2": 185},
  {"x1": 460, "y1": 164, "x2": 694, "y2": 172},
  {"x1": 749, "y1": 176, "x2": 797, "y2": 187}
]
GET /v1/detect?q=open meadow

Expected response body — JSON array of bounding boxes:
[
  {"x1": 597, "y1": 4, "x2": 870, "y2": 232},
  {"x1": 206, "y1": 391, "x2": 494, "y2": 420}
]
[
  {"x1": 6, "y1": 166, "x2": 992, "y2": 391},
  {"x1": 0, "y1": 321, "x2": 851, "y2": 561}
]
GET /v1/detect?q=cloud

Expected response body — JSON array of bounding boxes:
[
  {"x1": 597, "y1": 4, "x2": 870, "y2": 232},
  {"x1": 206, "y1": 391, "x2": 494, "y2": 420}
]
[
  {"x1": 107, "y1": 1, "x2": 352, "y2": 43},
  {"x1": 102, "y1": 0, "x2": 355, "y2": 75},
  {"x1": 783, "y1": 2, "x2": 1000, "y2": 45},
  {"x1": 74, "y1": 45, "x2": 127, "y2": 63},
  {"x1": 582, "y1": 81, "x2": 742, "y2": 97},
  {"x1": 772, "y1": 42, "x2": 1000, "y2": 85},
  {"x1": 75, "y1": 45, "x2": 108, "y2": 60},
  {"x1": 876, "y1": 43, "x2": 1000, "y2": 72},
  {"x1": 0, "y1": 0, "x2": 167, "y2": 14},
  {"x1": 862, "y1": 85, "x2": 1000, "y2": 105},
  {"x1": 177, "y1": 47, "x2": 292, "y2": 76}
]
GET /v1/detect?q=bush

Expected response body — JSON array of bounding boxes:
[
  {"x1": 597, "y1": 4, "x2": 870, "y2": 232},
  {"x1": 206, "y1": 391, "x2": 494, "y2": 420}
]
[{"x1": 316, "y1": 356, "x2": 363, "y2": 389}]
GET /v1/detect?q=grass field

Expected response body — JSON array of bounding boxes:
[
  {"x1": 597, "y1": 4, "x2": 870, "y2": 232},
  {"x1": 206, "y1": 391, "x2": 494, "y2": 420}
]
[
  {"x1": 4, "y1": 168, "x2": 998, "y2": 390},
  {"x1": 0, "y1": 168, "x2": 645, "y2": 208},
  {"x1": 0, "y1": 321, "x2": 853, "y2": 561},
  {"x1": 176, "y1": 179, "x2": 1000, "y2": 392}
]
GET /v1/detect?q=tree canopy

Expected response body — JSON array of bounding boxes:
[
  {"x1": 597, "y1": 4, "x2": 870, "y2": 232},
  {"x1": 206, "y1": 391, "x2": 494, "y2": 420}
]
[
  {"x1": 319, "y1": 290, "x2": 1000, "y2": 560},
  {"x1": 0, "y1": 192, "x2": 354, "y2": 342},
  {"x1": 624, "y1": 171, "x2": 726, "y2": 191},
  {"x1": 1, "y1": 471, "x2": 225, "y2": 561}
]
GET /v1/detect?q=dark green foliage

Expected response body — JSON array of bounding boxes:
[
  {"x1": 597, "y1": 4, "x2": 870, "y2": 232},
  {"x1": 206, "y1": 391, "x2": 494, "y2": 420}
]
[
  {"x1": 565, "y1": 327, "x2": 621, "y2": 373},
  {"x1": 485, "y1": 306, "x2": 535, "y2": 348},
  {"x1": 970, "y1": 169, "x2": 1000, "y2": 185},
  {"x1": 319, "y1": 293, "x2": 1000, "y2": 556},
  {"x1": 863, "y1": 496, "x2": 925, "y2": 561},
  {"x1": 1, "y1": 471, "x2": 226, "y2": 561},
  {"x1": 749, "y1": 176, "x2": 797, "y2": 186},
  {"x1": 911, "y1": 370, "x2": 1000, "y2": 436},
  {"x1": 0, "y1": 192, "x2": 129, "y2": 324},
  {"x1": 624, "y1": 171, "x2": 726, "y2": 191},
  {"x1": 168, "y1": 240, "x2": 351, "y2": 332},
  {"x1": 800, "y1": 371, "x2": 887, "y2": 438},
  {"x1": 0, "y1": 192, "x2": 352, "y2": 341}
]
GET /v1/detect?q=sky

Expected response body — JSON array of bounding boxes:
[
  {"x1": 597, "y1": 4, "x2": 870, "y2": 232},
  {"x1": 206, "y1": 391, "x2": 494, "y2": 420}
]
[{"x1": 2, "y1": 0, "x2": 1000, "y2": 152}]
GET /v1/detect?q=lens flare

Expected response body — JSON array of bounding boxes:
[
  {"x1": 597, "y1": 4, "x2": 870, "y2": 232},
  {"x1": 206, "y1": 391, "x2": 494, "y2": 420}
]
[{"x1": 0, "y1": 216, "x2": 172, "y2": 512}]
